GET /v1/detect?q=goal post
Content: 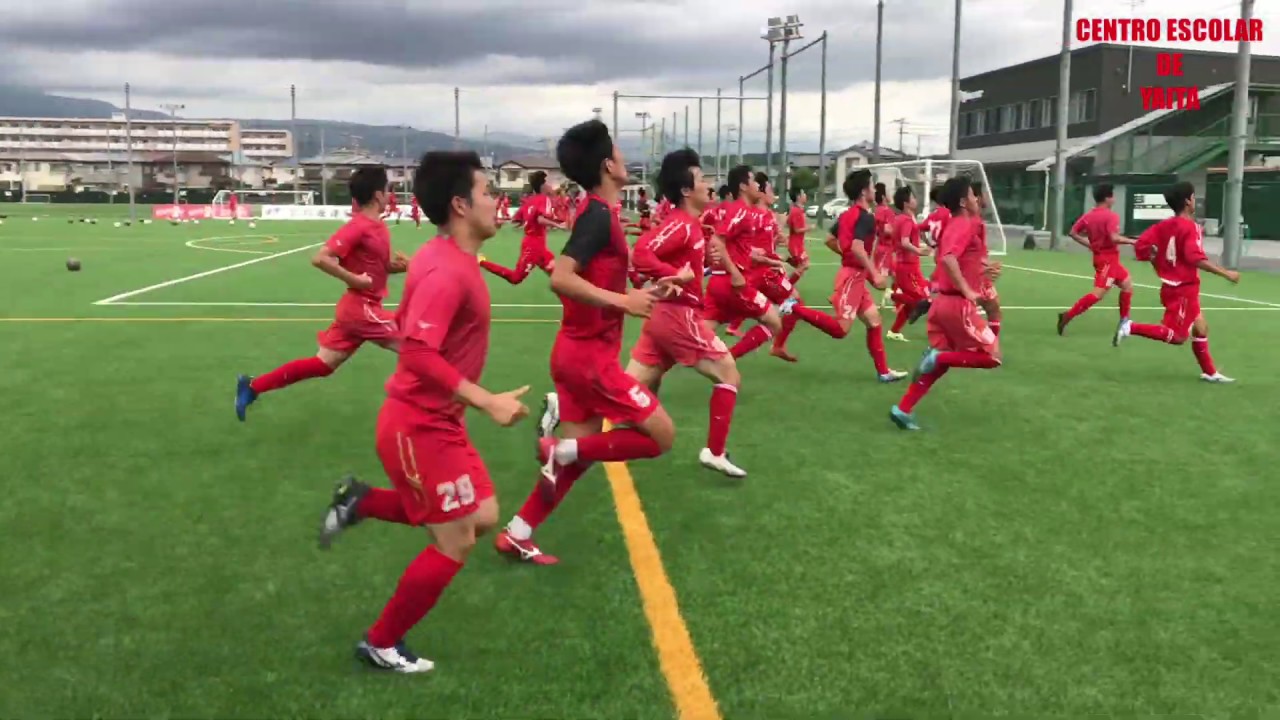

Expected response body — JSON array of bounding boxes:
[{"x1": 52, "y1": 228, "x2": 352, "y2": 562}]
[
  {"x1": 212, "y1": 189, "x2": 315, "y2": 207},
  {"x1": 22, "y1": 193, "x2": 52, "y2": 204},
  {"x1": 859, "y1": 159, "x2": 1008, "y2": 256}
]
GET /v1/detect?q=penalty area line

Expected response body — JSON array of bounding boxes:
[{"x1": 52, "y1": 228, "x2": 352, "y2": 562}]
[{"x1": 93, "y1": 242, "x2": 323, "y2": 306}]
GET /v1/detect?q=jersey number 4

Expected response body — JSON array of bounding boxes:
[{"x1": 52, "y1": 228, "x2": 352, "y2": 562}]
[
  {"x1": 438, "y1": 475, "x2": 476, "y2": 513},
  {"x1": 1165, "y1": 237, "x2": 1179, "y2": 265}
]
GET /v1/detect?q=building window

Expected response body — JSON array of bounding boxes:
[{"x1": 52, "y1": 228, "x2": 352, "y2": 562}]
[
  {"x1": 1069, "y1": 89, "x2": 1097, "y2": 124},
  {"x1": 1045, "y1": 97, "x2": 1057, "y2": 127},
  {"x1": 1015, "y1": 103, "x2": 1028, "y2": 131},
  {"x1": 1028, "y1": 100, "x2": 1042, "y2": 129},
  {"x1": 984, "y1": 107, "x2": 1001, "y2": 134}
]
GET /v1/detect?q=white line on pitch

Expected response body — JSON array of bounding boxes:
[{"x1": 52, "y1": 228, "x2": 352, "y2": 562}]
[
  {"x1": 93, "y1": 243, "x2": 322, "y2": 305},
  {"x1": 95, "y1": 300, "x2": 1279, "y2": 312}
]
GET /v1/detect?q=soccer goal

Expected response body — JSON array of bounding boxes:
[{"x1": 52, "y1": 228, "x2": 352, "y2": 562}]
[
  {"x1": 212, "y1": 189, "x2": 315, "y2": 207},
  {"x1": 22, "y1": 193, "x2": 51, "y2": 204},
  {"x1": 860, "y1": 159, "x2": 1007, "y2": 256}
]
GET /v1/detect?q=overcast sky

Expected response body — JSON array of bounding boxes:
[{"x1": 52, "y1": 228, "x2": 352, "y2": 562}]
[{"x1": 2, "y1": 0, "x2": 1277, "y2": 156}]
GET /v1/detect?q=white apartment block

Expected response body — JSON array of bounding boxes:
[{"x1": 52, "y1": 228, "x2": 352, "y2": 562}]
[{"x1": 0, "y1": 116, "x2": 292, "y2": 161}]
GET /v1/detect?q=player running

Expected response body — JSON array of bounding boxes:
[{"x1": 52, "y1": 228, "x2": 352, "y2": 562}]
[
  {"x1": 786, "y1": 188, "x2": 810, "y2": 269},
  {"x1": 383, "y1": 190, "x2": 400, "y2": 224},
  {"x1": 1114, "y1": 181, "x2": 1239, "y2": 382},
  {"x1": 823, "y1": 170, "x2": 908, "y2": 383},
  {"x1": 478, "y1": 171, "x2": 565, "y2": 284},
  {"x1": 235, "y1": 167, "x2": 408, "y2": 421},
  {"x1": 625, "y1": 149, "x2": 746, "y2": 477},
  {"x1": 494, "y1": 120, "x2": 673, "y2": 565},
  {"x1": 1056, "y1": 184, "x2": 1136, "y2": 334},
  {"x1": 890, "y1": 176, "x2": 1001, "y2": 431},
  {"x1": 316, "y1": 151, "x2": 530, "y2": 673},
  {"x1": 970, "y1": 182, "x2": 1002, "y2": 338},
  {"x1": 886, "y1": 186, "x2": 932, "y2": 341},
  {"x1": 409, "y1": 193, "x2": 422, "y2": 228},
  {"x1": 873, "y1": 183, "x2": 896, "y2": 308},
  {"x1": 906, "y1": 188, "x2": 952, "y2": 324}
]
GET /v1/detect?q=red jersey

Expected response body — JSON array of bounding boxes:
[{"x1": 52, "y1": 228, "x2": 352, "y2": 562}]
[
  {"x1": 632, "y1": 209, "x2": 706, "y2": 308},
  {"x1": 523, "y1": 194, "x2": 553, "y2": 243},
  {"x1": 553, "y1": 195, "x2": 569, "y2": 223},
  {"x1": 698, "y1": 204, "x2": 718, "y2": 239},
  {"x1": 713, "y1": 198, "x2": 758, "y2": 270},
  {"x1": 387, "y1": 193, "x2": 399, "y2": 212},
  {"x1": 558, "y1": 195, "x2": 632, "y2": 349},
  {"x1": 834, "y1": 206, "x2": 876, "y2": 275},
  {"x1": 384, "y1": 236, "x2": 491, "y2": 424},
  {"x1": 891, "y1": 211, "x2": 923, "y2": 267},
  {"x1": 410, "y1": 195, "x2": 420, "y2": 215},
  {"x1": 512, "y1": 198, "x2": 529, "y2": 225},
  {"x1": 637, "y1": 197, "x2": 651, "y2": 219},
  {"x1": 934, "y1": 212, "x2": 986, "y2": 294},
  {"x1": 924, "y1": 206, "x2": 951, "y2": 244},
  {"x1": 787, "y1": 205, "x2": 806, "y2": 245},
  {"x1": 1072, "y1": 206, "x2": 1122, "y2": 262},
  {"x1": 1134, "y1": 216, "x2": 1206, "y2": 287},
  {"x1": 655, "y1": 198, "x2": 673, "y2": 222},
  {"x1": 748, "y1": 205, "x2": 780, "y2": 260},
  {"x1": 325, "y1": 212, "x2": 392, "y2": 303},
  {"x1": 228, "y1": 194, "x2": 238, "y2": 210},
  {"x1": 873, "y1": 204, "x2": 895, "y2": 254}
]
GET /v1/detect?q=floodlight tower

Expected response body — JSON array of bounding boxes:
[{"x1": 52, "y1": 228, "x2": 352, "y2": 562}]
[
  {"x1": 635, "y1": 111, "x2": 651, "y2": 183},
  {"x1": 762, "y1": 16, "x2": 803, "y2": 205}
]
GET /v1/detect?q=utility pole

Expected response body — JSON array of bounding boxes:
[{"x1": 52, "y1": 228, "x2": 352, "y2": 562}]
[
  {"x1": 453, "y1": 87, "x2": 460, "y2": 148},
  {"x1": 948, "y1": 0, "x2": 962, "y2": 157},
  {"x1": 817, "y1": 31, "x2": 828, "y2": 227},
  {"x1": 892, "y1": 118, "x2": 908, "y2": 154},
  {"x1": 290, "y1": 84, "x2": 298, "y2": 188},
  {"x1": 873, "y1": 0, "x2": 884, "y2": 163},
  {"x1": 401, "y1": 125, "x2": 409, "y2": 194},
  {"x1": 125, "y1": 82, "x2": 135, "y2": 223},
  {"x1": 1223, "y1": 0, "x2": 1255, "y2": 270},
  {"x1": 715, "y1": 88, "x2": 722, "y2": 181},
  {"x1": 765, "y1": 42, "x2": 776, "y2": 179},
  {"x1": 1051, "y1": 0, "x2": 1072, "y2": 250},
  {"x1": 160, "y1": 103, "x2": 185, "y2": 206},
  {"x1": 320, "y1": 126, "x2": 328, "y2": 206}
]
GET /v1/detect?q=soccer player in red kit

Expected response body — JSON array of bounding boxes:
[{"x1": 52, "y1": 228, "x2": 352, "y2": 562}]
[
  {"x1": 236, "y1": 167, "x2": 409, "y2": 421},
  {"x1": 970, "y1": 182, "x2": 1003, "y2": 337},
  {"x1": 906, "y1": 188, "x2": 952, "y2": 325},
  {"x1": 409, "y1": 194, "x2": 422, "y2": 228},
  {"x1": 317, "y1": 151, "x2": 531, "y2": 673},
  {"x1": 1115, "y1": 181, "x2": 1239, "y2": 382},
  {"x1": 873, "y1": 183, "x2": 897, "y2": 307},
  {"x1": 822, "y1": 170, "x2": 908, "y2": 383},
  {"x1": 886, "y1": 186, "x2": 932, "y2": 341},
  {"x1": 384, "y1": 189, "x2": 400, "y2": 224},
  {"x1": 786, "y1": 188, "x2": 810, "y2": 268},
  {"x1": 478, "y1": 171, "x2": 565, "y2": 284},
  {"x1": 626, "y1": 148, "x2": 746, "y2": 477},
  {"x1": 227, "y1": 192, "x2": 239, "y2": 223},
  {"x1": 626, "y1": 187, "x2": 653, "y2": 236},
  {"x1": 494, "y1": 120, "x2": 672, "y2": 564},
  {"x1": 1057, "y1": 184, "x2": 1135, "y2": 334},
  {"x1": 890, "y1": 176, "x2": 1001, "y2": 431}
]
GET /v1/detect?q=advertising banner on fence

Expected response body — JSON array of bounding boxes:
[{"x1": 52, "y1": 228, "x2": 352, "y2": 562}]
[
  {"x1": 259, "y1": 205, "x2": 412, "y2": 221},
  {"x1": 152, "y1": 204, "x2": 253, "y2": 220}
]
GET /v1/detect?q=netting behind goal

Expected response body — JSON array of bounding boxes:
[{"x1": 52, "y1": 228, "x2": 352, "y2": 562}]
[
  {"x1": 213, "y1": 190, "x2": 315, "y2": 206},
  {"x1": 23, "y1": 193, "x2": 52, "y2": 204},
  {"x1": 860, "y1": 160, "x2": 1007, "y2": 256}
]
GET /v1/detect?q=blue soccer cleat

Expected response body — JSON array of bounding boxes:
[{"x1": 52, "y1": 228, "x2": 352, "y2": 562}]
[
  {"x1": 890, "y1": 405, "x2": 921, "y2": 431},
  {"x1": 235, "y1": 374, "x2": 258, "y2": 422},
  {"x1": 911, "y1": 348, "x2": 940, "y2": 383}
]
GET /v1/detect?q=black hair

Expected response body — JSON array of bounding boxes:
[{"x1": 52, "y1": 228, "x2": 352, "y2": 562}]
[
  {"x1": 349, "y1": 166, "x2": 389, "y2": 206},
  {"x1": 874, "y1": 182, "x2": 887, "y2": 204},
  {"x1": 638, "y1": 187, "x2": 647, "y2": 197},
  {"x1": 789, "y1": 187, "x2": 805, "y2": 203},
  {"x1": 1164, "y1": 181, "x2": 1195, "y2": 213},
  {"x1": 929, "y1": 187, "x2": 942, "y2": 204},
  {"x1": 529, "y1": 170, "x2": 548, "y2": 194},
  {"x1": 413, "y1": 151, "x2": 484, "y2": 227},
  {"x1": 657, "y1": 148, "x2": 701, "y2": 206},
  {"x1": 753, "y1": 171, "x2": 770, "y2": 194},
  {"x1": 556, "y1": 119, "x2": 615, "y2": 190},
  {"x1": 939, "y1": 176, "x2": 973, "y2": 214},
  {"x1": 842, "y1": 170, "x2": 871, "y2": 202},
  {"x1": 893, "y1": 186, "x2": 913, "y2": 211},
  {"x1": 971, "y1": 181, "x2": 984, "y2": 196},
  {"x1": 718, "y1": 184, "x2": 731, "y2": 200},
  {"x1": 726, "y1": 165, "x2": 753, "y2": 199},
  {"x1": 1094, "y1": 183, "x2": 1114, "y2": 203}
]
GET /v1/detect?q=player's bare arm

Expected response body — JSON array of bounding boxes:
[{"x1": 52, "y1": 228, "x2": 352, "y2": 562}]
[
  {"x1": 387, "y1": 250, "x2": 410, "y2": 274},
  {"x1": 848, "y1": 241, "x2": 886, "y2": 289},
  {"x1": 456, "y1": 381, "x2": 531, "y2": 427},
  {"x1": 1069, "y1": 229, "x2": 1091, "y2": 249},
  {"x1": 1196, "y1": 259, "x2": 1241, "y2": 284},
  {"x1": 311, "y1": 246, "x2": 373, "y2": 290},
  {"x1": 550, "y1": 255, "x2": 659, "y2": 317}
]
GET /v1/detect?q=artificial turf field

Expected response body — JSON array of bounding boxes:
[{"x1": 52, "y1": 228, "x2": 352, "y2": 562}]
[{"x1": 3, "y1": 203, "x2": 1279, "y2": 719}]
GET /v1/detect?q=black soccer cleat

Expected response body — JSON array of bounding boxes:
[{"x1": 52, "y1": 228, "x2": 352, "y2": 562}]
[
  {"x1": 907, "y1": 299, "x2": 932, "y2": 325},
  {"x1": 1056, "y1": 312, "x2": 1068, "y2": 336},
  {"x1": 318, "y1": 474, "x2": 370, "y2": 549}
]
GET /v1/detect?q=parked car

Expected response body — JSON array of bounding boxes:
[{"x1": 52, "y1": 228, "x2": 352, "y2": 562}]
[{"x1": 807, "y1": 197, "x2": 848, "y2": 218}]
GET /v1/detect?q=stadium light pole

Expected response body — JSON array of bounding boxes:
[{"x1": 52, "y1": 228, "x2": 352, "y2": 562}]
[
  {"x1": 1222, "y1": 0, "x2": 1255, "y2": 270},
  {"x1": 401, "y1": 125, "x2": 409, "y2": 193},
  {"x1": 818, "y1": 31, "x2": 828, "y2": 227},
  {"x1": 320, "y1": 126, "x2": 328, "y2": 206},
  {"x1": 684, "y1": 105, "x2": 689, "y2": 148},
  {"x1": 635, "y1": 111, "x2": 651, "y2": 183},
  {"x1": 873, "y1": 0, "x2": 884, "y2": 163},
  {"x1": 948, "y1": 0, "x2": 962, "y2": 157},
  {"x1": 739, "y1": 60, "x2": 770, "y2": 166},
  {"x1": 160, "y1": 103, "x2": 185, "y2": 206},
  {"x1": 1051, "y1": 0, "x2": 1072, "y2": 250},
  {"x1": 763, "y1": 26, "x2": 778, "y2": 180},
  {"x1": 125, "y1": 82, "x2": 135, "y2": 224},
  {"x1": 715, "y1": 88, "x2": 722, "y2": 181},
  {"x1": 777, "y1": 16, "x2": 803, "y2": 207}
]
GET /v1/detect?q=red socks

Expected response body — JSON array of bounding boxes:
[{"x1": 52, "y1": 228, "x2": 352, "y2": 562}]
[
  {"x1": 356, "y1": 488, "x2": 412, "y2": 525},
  {"x1": 1119, "y1": 290, "x2": 1133, "y2": 318},
  {"x1": 773, "y1": 313, "x2": 799, "y2": 350},
  {"x1": 707, "y1": 384, "x2": 738, "y2": 455},
  {"x1": 795, "y1": 304, "x2": 848, "y2": 339},
  {"x1": 575, "y1": 428, "x2": 663, "y2": 463},
  {"x1": 515, "y1": 461, "x2": 590, "y2": 530},
  {"x1": 730, "y1": 325, "x2": 773, "y2": 358},
  {"x1": 1192, "y1": 336, "x2": 1217, "y2": 375},
  {"x1": 898, "y1": 368, "x2": 948, "y2": 413},
  {"x1": 1065, "y1": 293, "x2": 1100, "y2": 321},
  {"x1": 478, "y1": 260, "x2": 528, "y2": 285},
  {"x1": 1130, "y1": 323, "x2": 1179, "y2": 343},
  {"x1": 866, "y1": 325, "x2": 889, "y2": 375},
  {"x1": 250, "y1": 356, "x2": 334, "y2": 394},
  {"x1": 366, "y1": 545, "x2": 463, "y2": 648},
  {"x1": 936, "y1": 350, "x2": 1000, "y2": 370},
  {"x1": 989, "y1": 320, "x2": 1001, "y2": 337},
  {"x1": 890, "y1": 305, "x2": 909, "y2": 333}
]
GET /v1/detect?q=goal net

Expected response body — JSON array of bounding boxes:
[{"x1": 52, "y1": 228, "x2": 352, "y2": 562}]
[
  {"x1": 23, "y1": 193, "x2": 52, "y2": 204},
  {"x1": 213, "y1": 189, "x2": 315, "y2": 207},
  {"x1": 860, "y1": 159, "x2": 1007, "y2": 256}
]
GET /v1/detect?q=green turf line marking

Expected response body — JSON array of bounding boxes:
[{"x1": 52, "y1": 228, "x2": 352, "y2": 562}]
[{"x1": 93, "y1": 242, "x2": 323, "y2": 306}]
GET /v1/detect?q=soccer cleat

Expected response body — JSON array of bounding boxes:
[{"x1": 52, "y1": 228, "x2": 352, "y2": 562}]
[
  {"x1": 235, "y1": 374, "x2": 258, "y2": 421},
  {"x1": 477, "y1": 253, "x2": 487, "y2": 264},
  {"x1": 1200, "y1": 372, "x2": 1236, "y2": 384},
  {"x1": 1056, "y1": 312, "x2": 1068, "y2": 336},
  {"x1": 319, "y1": 474, "x2": 370, "y2": 549},
  {"x1": 885, "y1": 331, "x2": 908, "y2": 342},
  {"x1": 880, "y1": 289, "x2": 894, "y2": 309},
  {"x1": 769, "y1": 346, "x2": 798, "y2": 363},
  {"x1": 494, "y1": 530, "x2": 559, "y2": 565},
  {"x1": 355, "y1": 638, "x2": 435, "y2": 673},
  {"x1": 889, "y1": 405, "x2": 921, "y2": 431},
  {"x1": 907, "y1": 299, "x2": 932, "y2": 325},
  {"x1": 778, "y1": 298, "x2": 798, "y2": 316},
  {"x1": 878, "y1": 369, "x2": 909, "y2": 383},
  {"x1": 1112, "y1": 318, "x2": 1132, "y2": 347},
  {"x1": 536, "y1": 436, "x2": 560, "y2": 499},
  {"x1": 699, "y1": 448, "x2": 747, "y2": 478},
  {"x1": 538, "y1": 392, "x2": 560, "y2": 439},
  {"x1": 912, "y1": 348, "x2": 940, "y2": 382}
]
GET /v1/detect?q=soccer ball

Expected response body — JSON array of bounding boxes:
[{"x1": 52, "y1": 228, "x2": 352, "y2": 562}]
[
  {"x1": 193, "y1": 219, "x2": 200, "y2": 225},
  {"x1": 66, "y1": 258, "x2": 81, "y2": 272},
  {"x1": 248, "y1": 222, "x2": 256, "y2": 229},
  {"x1": 229, "y1": 220, "x2": 236, "y2": 225},
  {"x1": 113, "y1": 221, "x2": 121, "y2": 228},
  {"x1": 32, "y1": 216, "x2": 38, "y2": 221}
]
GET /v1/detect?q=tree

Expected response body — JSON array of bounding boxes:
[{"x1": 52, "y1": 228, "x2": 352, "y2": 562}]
[{"x1": 790, "y1": 167, "x2": 819, "y2": 194}]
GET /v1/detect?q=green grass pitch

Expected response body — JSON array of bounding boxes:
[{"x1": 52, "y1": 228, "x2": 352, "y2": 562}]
[{"x1": 2, "y1": 203, "x2": 1279, "y2": 718}]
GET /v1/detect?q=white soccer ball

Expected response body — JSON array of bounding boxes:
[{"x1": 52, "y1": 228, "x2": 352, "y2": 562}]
[
  {"x1": 229, "y1": 220, "x2": 235, "y2": 225},
  {"x1": 248, "y1": 222, "x2": 256, "y2": 229},
  {"x1": 32, "y1": 216, "x2": 38, "y2": 221},
  {"x1": 193, "y1": 219, "x2": 201, "y2": 225},
  {"x1": 114, "y1": 221, "x2": 121, "y2": 228}
]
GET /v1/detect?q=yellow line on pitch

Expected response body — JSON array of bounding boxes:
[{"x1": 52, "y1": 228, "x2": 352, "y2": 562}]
[
  {"x1": 603, "y1": 456, "x2": 721, "y2": 720},
  {"x1": 0, "y1": 317, "x2": 558, "y2": 324}
]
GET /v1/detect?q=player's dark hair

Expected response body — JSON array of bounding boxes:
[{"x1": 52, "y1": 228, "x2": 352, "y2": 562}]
[
  {"x1": 529, "y1": 170, "x2": 548, "y2": 194},
  {"x1": 753, "y1": 171, "x2": 771, "y2": 195},
  {"x1": 939, "y1": 176, "x2": 972, "y2": 214},
  {"x1": 718, "y1": 184, "x2": 731, "y2": 200},
  {"x1": 789, "y1": 187, "x2": 804, "y2": 203},
  {"x1": 349, "y1": 166, "x2": 388, "y2": 207},
  {"x1": 971, "y1": 181, "x2": 984, "y2": 197},
  {"x1": 657, "y1": 148, "x2": 701, "y2": 206},
  {"x1": 556, "y1": 119, "x2": 615, "y2": 190},
  {"x1": 874, "y1": 182, "x2": 887, "y2": 204},
  {"x1": 842, "y1": 170, "x2": 872, "y2": 201},
  {"x1": 727, "y1": 165, "x2": 753, "y2": 199},
  {"x1": 638, "y1": 187, "x2": 647, "y2": 197},
  {"x1": 1094, "y1": 183, "x2": 1115, "y2": 203},
  {"x1": 413, "y1": 151, "x2": 484, "y2": 227},
  {"x1": 1164, "y1": 181, "x2": 1195, "y2": 213},
  {"x1": 893, "y1": 186, "x2": 913, "y2": 211},
  {"x1": 929, "y1": 187, "x2": 942, "y2": 204}
]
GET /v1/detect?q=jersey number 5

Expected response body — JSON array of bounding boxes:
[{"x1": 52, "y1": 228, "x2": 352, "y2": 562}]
[{"x1": 438, "y1": 475, "x2": 476, "y2": 513}]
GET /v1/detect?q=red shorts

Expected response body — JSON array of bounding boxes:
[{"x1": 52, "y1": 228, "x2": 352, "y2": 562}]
[
  {"x1": 1093, "y1": 256, "x2": 1131, "y2": 289},
  {"x1": 893, "y1": 263, "x2": 929, "y2": 305},
  {"x1": 704, "y1": 273, "x2": 769, "y2": 325},
  {"x1": 787, "y1": 235, "x2": 808, "y2": 264},
  {"x1": 317, "y1": 296, "x2": 397, "y2": 353},
  {"x1": 927, "y1": 294, "x2": 999, "y2": 355},
  {"x1": 551, "y1": 335, "x2": 660, "y2": 426},
  {"x1": 1159, "y1": 283, "x2": 1201, "y2": 337},
  {"x1": 375, "y1": 399, "x2": 495, "y2": 526},
  {"x1": 748, "y1": 266, "x2": 796, "y2": 305},
  {"x1": 630, "y1": 303, "x2": 729, "y2": 371},
  {"x1": 873, "y1": 246, "x2": 894, "y2": 276},
  {"x1": 518, "y1": 238, "x2": 555, "y2": 275},
  {"x1": 831, "y1": 266, "x2": 873, "y2": 321}
]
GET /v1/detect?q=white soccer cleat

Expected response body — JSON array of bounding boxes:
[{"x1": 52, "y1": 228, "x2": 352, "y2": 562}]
[
  {"x1": 699, "y1": 448, "x2": 747, "y2": 478},
  {"x1": 538, "y1": 392, "x2": 560, "y2": 439},
  {"x1": 885, "y1": 331, "x2": 908, "y2": 342},
  {"x1": 1113, "y1": 318, "x2": 1132, "y2": 347},
  {"x1": 354, "y1": 640, "x2": 435, "y2": 674},
  {"x1": 879, "y1": 369, "x2": 909, "y2": 383},
  {"x1": 1200, "y1": 372, "x2": 1235, "y2": 384}
]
